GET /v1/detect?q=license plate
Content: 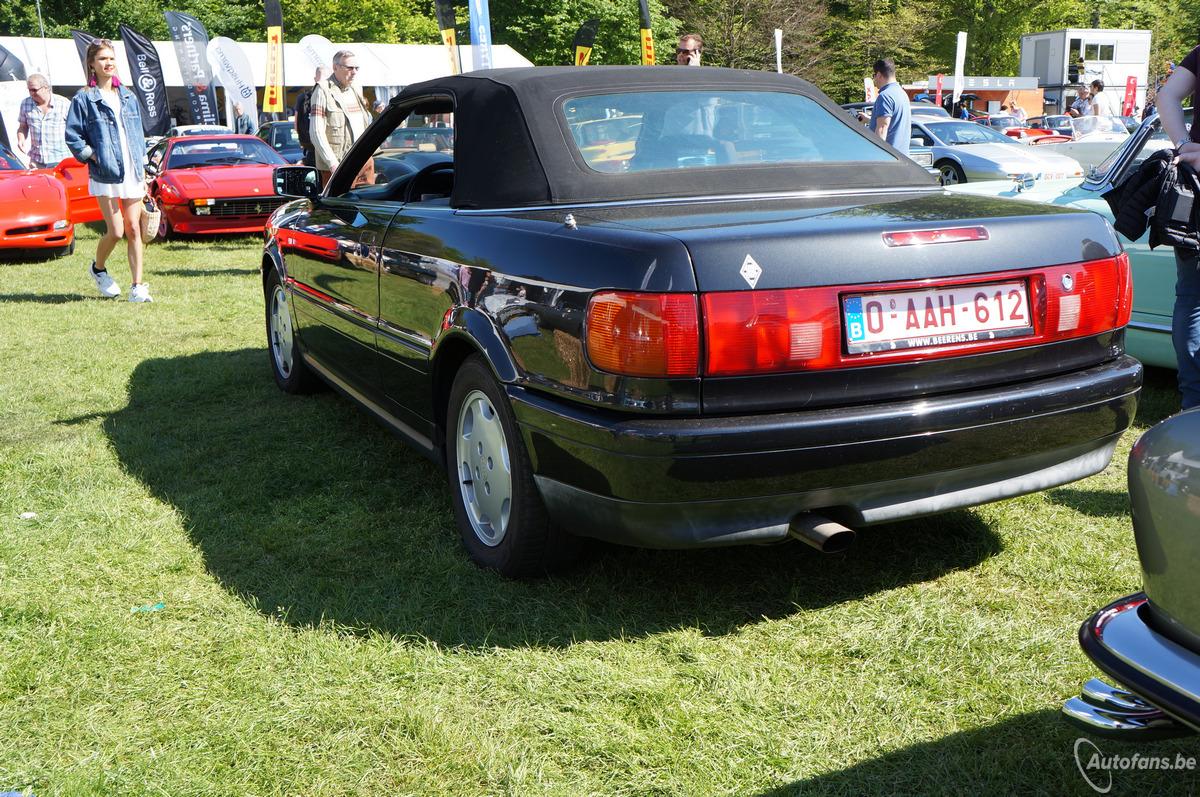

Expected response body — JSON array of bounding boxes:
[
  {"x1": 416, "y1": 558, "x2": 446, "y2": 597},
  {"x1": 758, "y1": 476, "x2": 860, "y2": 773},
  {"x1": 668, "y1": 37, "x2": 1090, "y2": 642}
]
[{"x1": 843, "y1": 280, "x2": 1033, "y2": 353}]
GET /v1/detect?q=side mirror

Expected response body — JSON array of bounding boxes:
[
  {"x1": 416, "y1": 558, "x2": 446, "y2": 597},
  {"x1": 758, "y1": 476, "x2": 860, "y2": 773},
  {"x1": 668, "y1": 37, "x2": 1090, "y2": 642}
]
[
  {"x1": 145, "y1": 163, "x2": 159, "y2": 178},
  {"x1": 910, "y1": 136, "x2": 923, "y2": 148},
  {"x1": 274, "y1": 165, "x2": 320, "y2": 199}
]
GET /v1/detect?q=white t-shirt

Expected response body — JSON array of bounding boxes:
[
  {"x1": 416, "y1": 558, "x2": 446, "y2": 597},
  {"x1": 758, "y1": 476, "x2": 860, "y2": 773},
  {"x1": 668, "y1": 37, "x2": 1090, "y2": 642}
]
[{"x1": 1091, "y1": 91, "x2": 1116, "y2": 117}]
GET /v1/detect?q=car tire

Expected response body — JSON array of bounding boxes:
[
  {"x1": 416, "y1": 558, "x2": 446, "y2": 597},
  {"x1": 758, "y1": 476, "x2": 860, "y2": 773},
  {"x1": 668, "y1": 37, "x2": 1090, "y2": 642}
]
[
  {"x1": 445, "y1": 355, "x2": 581, "y2": 577},
  {"x1": 55, "y1": 240, "x2": 75, "y2": 258},
  {"x1": 264, "y1": 270, "x2": 321, "y2": 394},
  {"x1": 937, "y1": 160, "x2": 967, "y2": 185},
  {"x1": 156, "y1": 215, "x2": 171, "y2": 242}
]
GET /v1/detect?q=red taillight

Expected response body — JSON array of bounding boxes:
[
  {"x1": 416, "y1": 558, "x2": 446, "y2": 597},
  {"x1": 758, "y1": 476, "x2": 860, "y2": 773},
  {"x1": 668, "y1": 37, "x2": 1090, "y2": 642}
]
[
  {"x1": 586, "y1": 291, "x2": 699, "y2": 377},
  {"x1": 1042, "y1": 255, "x2": 1127, "y2": 338},
  {"x1": 1115, "y1": 252, "x2": 1133, "y2": 328},
  {"x1": 703, "y1": 289, "x2": 841, "y2": 375}
]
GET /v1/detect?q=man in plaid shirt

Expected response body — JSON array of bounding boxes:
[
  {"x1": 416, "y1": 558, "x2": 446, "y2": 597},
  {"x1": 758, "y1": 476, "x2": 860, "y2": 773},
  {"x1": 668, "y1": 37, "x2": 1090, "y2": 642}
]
[{"x1": 17, "y1": 74, "x2": 70, "y2": 169}]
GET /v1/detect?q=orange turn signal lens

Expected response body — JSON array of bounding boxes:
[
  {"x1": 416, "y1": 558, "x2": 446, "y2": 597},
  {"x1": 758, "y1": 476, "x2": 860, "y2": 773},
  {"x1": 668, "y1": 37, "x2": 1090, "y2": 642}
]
[{"x1": 586, "y1": 291, "x2": 699, "y2": 378}]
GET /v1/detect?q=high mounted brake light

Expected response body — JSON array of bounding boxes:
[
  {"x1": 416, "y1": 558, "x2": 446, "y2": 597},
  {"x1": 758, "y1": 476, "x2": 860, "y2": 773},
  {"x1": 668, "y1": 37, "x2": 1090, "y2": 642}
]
[{"x1": 882, "y1": 226, "x2": 990, "y2": 247}]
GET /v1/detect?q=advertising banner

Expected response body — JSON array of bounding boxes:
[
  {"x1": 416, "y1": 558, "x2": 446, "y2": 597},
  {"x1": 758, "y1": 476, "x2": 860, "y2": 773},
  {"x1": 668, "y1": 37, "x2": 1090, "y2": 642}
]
[
  {"x1": 434, "y1": 0, "x2": 461, "y2": 74},
  {"x1": 165, "y1": 10, "x2": 220, "y2": 124},
  {"x1": 467, "y1": 0, "x2": 493, "y2": 71},
  {"x1": 952, "y1": 31, "x2": 967, "y2": 104},
  {"x1": 934, "y1": 73, "x2": 944, "y2": 107},
  {"x1": 119, "y1": 24, "x2": 170, "y2": 136},
  {"x1": 572, "y1": 19, "x2": 599, "y2": 66},
  {"x1": 297, "y1": 34, "x2": 335, "y2": 74},
  {"x1": 1123, "y1": 76, "x2": 1137, "y2": 117},
  {"x1": 207, "y1": 36, "x2": 258, "y2": 130},
  {"x1": 774, "y1": 29, "x2": 782, "y2": 74},
  {"x1": 0, "y1": 44, "x2": 27, "y2": 81},
  {"x1": 70, "y1": 30, "x2": 99, "y2": 78},
  {"x1": 638, "y1": 0, "x2": 655, "y2": 65},
  {"x1": 264, "y1": 0, "x2": 284, "y2": 114}
]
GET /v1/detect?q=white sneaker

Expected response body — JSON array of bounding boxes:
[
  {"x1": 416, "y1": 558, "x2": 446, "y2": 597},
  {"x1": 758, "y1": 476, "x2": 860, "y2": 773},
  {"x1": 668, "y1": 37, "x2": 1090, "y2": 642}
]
[
  {"x1": 128, "y1": 283, "x2": 153, "y2": 303},
  {"x1": 89, "y1": 262, "x2": 120, "y2": 298}
]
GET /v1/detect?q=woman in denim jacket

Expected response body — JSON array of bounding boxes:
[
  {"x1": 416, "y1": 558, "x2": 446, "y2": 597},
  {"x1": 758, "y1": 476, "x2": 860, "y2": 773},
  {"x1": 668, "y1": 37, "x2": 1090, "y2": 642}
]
[{"x1": 65, "y1": 39, "x2": 152, "y2": 302}]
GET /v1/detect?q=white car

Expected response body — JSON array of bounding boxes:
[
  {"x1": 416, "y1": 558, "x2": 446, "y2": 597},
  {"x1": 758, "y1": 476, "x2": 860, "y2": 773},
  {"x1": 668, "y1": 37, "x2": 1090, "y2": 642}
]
[
  {"x1": 911, "y1": 118, "x2": 1084, "y2": 185},
  {"x1": 1031, "y1": 115, "x2": 1130, "y2": 172}
]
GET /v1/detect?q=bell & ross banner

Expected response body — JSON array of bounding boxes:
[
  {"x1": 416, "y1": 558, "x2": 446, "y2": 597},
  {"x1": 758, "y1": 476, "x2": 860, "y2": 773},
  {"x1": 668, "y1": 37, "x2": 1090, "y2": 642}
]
[
  {"x1": 165, "y1": 10, "x2": 220, "y2": 125},
  {"x1": 572, "y1": 19, "x2": 599, "y2": 66},
  {"x1": 207, "y1": 37, "x2": 258, "y2": 130},
  {"x1": 297, "y1": 34, "x2": 334, "y2": 73},
  {"x1": 70, "y1": 30, "x2": 99, "y2": 78},
  {"x1": 264, "y1": 0, "x2": 285, "y2": 114},
  {"x1": 1123, "y1": 76, "x2": 1137, "y2": 117},
  {"x1": 119, "y1": 24, "x2": 170, "y2": 136},
  {"x1": 467, "y1": 0, "x2": 494, "y2": 71},
  {"x1": 638, "y1": 0, "x2": 655, "y2": 65},
  {"x1": 434, "y1": 0, "x2": 461, "y2": 75},
  {"x1": 0, "y1": 44, "x2": 27, "y2": 81}
]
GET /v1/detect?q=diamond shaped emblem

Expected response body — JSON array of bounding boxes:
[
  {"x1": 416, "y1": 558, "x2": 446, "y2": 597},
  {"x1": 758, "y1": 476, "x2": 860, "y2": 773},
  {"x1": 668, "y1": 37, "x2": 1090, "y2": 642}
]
[{"x1": 740, "y1": 254, "x2": 762, "y2": 289}]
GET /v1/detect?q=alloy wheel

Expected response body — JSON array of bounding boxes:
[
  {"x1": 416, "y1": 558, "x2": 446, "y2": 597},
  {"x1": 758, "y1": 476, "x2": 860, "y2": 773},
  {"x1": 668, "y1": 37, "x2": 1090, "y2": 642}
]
[
  {"x1": 269, "y1": 285, "x2": 293, "y2": 378},
  {"x1": 455, "y1": 389, "x2": 512, "y2": 546}
]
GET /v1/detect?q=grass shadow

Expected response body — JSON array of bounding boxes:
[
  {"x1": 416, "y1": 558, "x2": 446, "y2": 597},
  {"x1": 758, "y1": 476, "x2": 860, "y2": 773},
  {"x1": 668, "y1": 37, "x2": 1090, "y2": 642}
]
[
  {"x1": 0, "y1": 292, "x2": 92, "y2": 304},
  {"x1": 1045, "y1": 487, "x2": 1130, "y2": 519},
  {"x1": 153, "y1": 267, "x2": 259, "y2": 277},
  {"x1": 751, "y1": 710, "x2": 1199, "y2": 796},
  {"x1": 1136, "y1": 366, "x2": 1182, "y2": 428},
  {"x1": 103, "y1": 348, "x2": 1003, "y2": 649}
]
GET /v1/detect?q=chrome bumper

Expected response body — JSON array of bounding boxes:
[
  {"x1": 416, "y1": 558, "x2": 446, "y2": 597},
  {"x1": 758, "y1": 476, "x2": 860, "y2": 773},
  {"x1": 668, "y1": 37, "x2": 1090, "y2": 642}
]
[{"x1": 1063, "y1": 593, "x2": 1200, "y2": 739}]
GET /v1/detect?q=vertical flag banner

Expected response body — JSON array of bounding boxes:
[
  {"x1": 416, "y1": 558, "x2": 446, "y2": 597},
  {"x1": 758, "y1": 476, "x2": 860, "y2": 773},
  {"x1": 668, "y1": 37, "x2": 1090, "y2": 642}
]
[
  {"x1": 298, "y1": 34, "x2": 334, "y2": 73},
  {"x1": 468, "y1": 0, "x2": 493, "y2": 71},
  {"x1": 863, "y1": 77, "x2": 875, "y2": 102},
  {"x1": 119, "y1": 24, "x2": 170, "y2": 136},
  {"x1": 207, "y1": 37, "x2": 258, "y2": 130},
  {"x1": 70, "y1": 30, "x2": 99, "y2": 78},
  {"x1": 264, "y1": 0, "x2": 284, "y2": 114},
  {"x1": 638, "y1": 0, "x2": 655, "y2": 65},
  {"x1": 165, "y1": 10, "x2": 220, "y2": 124},
  {"x1": 0, "y1": 45, "x2": 27, "y2": 80},
  {"x1": 572, "y1": 19, "x2": 599, "y2": 66},
  {"x1": 1123, "y1": 76, "x2": 1137, "y2": 116},
  {"x1": 952, "y1": 31, "x2": 967, "y2": 104},
  {"x1": 774, "y1": 29, "x2": 782, "y2": 74},
  {"x1": 434, "y1": 0, "x2": 461, "y2": 74},
  {"x1": 934, "y1": 73, "x2": 944, "y2": 107}
]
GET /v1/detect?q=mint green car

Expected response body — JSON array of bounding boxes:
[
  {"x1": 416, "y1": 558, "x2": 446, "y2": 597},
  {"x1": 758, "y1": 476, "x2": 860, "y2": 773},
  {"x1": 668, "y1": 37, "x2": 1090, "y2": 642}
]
[{"x1": 948, "y1": 114, "x2": 1180, "y2": 369}]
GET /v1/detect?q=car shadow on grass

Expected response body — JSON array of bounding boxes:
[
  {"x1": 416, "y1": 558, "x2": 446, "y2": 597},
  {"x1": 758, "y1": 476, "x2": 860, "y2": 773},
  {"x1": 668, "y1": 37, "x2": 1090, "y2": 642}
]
[
  {"x1": 103, "y1": 348, "x2": 1004, "y2": 649},
  {"x1": 1045, "y1": 487, "x2": 1130, "y2": 519},
  {"x1": 0, "y1": 292, "x2": 93, "y2": 304},
  {"x1": 750, "y1": 709, "x2": 1199, "y2": 796},
  {"x1": 152, "y1": 267, "x2": 259, "y2": 277}
]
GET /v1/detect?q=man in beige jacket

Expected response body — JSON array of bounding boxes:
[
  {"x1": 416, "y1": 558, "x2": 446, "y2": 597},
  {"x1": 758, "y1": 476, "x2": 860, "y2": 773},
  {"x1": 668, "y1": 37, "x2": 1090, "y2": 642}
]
[{"x1": 310, "y1": 49, "x2": 371, "y2": 186}]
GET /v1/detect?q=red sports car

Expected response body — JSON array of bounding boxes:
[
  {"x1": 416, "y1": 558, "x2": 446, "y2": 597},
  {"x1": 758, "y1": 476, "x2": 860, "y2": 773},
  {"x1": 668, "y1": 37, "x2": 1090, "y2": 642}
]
[
  {"x1": 0, "y1": 144, "x2": 76, "y2": 256},
  {"x1": 145, "y1": 135, "x2": 289, "y2": 238}
]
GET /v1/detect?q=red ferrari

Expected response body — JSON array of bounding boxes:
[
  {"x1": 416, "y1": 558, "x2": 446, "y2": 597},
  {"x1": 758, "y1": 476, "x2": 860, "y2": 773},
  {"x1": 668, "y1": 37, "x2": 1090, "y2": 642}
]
[
  {"x1": 146, "y1": 134, "x2": 289, "y2": 238},
  {"x1": 0, "y1": 144, "x2": 92, "y2": 257}
]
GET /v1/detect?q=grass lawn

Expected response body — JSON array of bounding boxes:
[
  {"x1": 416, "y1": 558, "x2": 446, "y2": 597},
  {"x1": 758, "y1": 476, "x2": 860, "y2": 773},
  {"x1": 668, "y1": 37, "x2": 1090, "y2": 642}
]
[{"x1": 1, "y1": 224, "x2": 1198, "y2": 796}]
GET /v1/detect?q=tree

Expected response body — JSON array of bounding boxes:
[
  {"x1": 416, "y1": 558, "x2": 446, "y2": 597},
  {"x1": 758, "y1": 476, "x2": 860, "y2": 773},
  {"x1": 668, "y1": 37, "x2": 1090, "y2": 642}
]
[{"x1": 665, "y1": 0, "x2": 828, "y2": 76}]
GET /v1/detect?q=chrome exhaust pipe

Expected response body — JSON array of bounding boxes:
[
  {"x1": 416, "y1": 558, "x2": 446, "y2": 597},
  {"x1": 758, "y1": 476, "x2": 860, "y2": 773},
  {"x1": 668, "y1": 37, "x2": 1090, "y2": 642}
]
[{"x1": 788, "y1": 513, "x2": 856, "y2": 554}]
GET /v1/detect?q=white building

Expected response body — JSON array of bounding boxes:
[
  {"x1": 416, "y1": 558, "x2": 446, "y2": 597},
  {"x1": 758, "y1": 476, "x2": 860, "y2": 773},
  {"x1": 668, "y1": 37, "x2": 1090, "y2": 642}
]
[{"x1": 1020, "y1": 28, "x2": 1151, "y2": 114}]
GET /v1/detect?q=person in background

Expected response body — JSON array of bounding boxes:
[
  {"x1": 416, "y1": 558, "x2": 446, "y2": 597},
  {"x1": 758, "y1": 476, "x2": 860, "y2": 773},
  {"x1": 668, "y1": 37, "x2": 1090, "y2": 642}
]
[
  {"x1": 233, "y1": 102, "x2": 254, "y2": 134},
  {"x1": 1012, "y1": 103, "x2": 1028, "y2": 124},
  {"x1": 1090, "y1": 80, "x2": 1115, "y2": 116},
  {"x1": 676, "y1": 34, "x2": 703, "y2": 66},
  {"x1": 1069, "y1": 84, "x2": 1090, "y2": 117},
  {"x1": 866, "y1": 58, "x2": 911, "y2": 154},
  {"x1": 294, "y1": 66, "x2": 328, "y2": 168},
  {"x1": 64, "y1": 39, "x2": 150, "y2": 303},
  {"x1": 1151, "y1": 45, "x2": 1200, "y2": 410},
  {"x1": 310, "y1": 51, "x2": 370, "y2": 186},
  {"x1": 17, "y1": 74, "x2": 70, "y2": 169}
]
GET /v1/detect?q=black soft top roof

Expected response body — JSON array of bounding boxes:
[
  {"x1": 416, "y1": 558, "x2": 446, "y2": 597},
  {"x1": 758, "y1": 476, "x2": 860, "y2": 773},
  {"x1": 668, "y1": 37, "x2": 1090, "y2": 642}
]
[{"x1": 392, "y1": 66, "x2": 933, "y2": 209}]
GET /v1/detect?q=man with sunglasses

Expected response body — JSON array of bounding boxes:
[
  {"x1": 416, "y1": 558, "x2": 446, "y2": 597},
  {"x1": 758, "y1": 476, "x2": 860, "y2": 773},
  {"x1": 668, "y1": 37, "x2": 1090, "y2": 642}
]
[
  {"x1": 676, "y1": 34, "x2": 703, "y2": 66},
  {"x1": 310, "y1": 50, "x2": 372, "y2": 186},
  {"x1": 16, "y1": 74, "x2": 69, "y2": 169}
]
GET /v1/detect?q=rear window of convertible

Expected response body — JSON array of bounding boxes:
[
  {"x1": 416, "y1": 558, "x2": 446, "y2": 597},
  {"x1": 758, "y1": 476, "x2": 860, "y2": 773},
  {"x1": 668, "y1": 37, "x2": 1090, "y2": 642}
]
[{"x1": 564, "y1": 90, "x2": 896, "y2": 174}]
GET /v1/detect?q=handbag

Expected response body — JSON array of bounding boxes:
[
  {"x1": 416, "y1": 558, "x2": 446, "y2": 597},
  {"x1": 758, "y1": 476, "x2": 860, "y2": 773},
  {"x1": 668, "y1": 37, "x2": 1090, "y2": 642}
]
[{"x1": 140, "y1": 197, "x2": 161, "y2": 241}]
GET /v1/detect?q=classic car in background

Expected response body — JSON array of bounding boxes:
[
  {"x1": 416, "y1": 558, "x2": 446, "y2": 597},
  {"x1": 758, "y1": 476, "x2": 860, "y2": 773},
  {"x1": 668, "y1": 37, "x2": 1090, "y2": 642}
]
[
  {"x1": 378, "y1": 126, "x2": 454, "y2": 155},
  {"x1": 145, "y1": 134, "x2": 289, "y2": 239},
  {"x1": 0, "y1": 143, "x2": 74, "y2": 256},
  {"x1": 947, "y1": 112, "x2": 1181, "y2": 369},
  {"x1": 1033, "y1": 115, "x2": 1130, "y2": 171},
  {"x1": 979, "y1": 115, "x2": 1055, "y2": 141},
  {"x1": 264, "y1": 66, "x2": 1140, "y2": 576},
  {"x1": 910, "y1": 118, "x2": 1084, "y2": 185},
  {"x1": 1064, "y1": 408, "x2": 1200, "y2": 739},
  {"x1": 255, "y1": 120, "x2": 303, "y2": 164}
]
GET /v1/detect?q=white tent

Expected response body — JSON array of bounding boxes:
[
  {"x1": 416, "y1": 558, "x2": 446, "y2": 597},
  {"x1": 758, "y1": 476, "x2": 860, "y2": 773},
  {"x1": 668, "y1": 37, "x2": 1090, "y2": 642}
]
[{"x1": 0, "y1": 36, "x2": 531, "y2": 89}]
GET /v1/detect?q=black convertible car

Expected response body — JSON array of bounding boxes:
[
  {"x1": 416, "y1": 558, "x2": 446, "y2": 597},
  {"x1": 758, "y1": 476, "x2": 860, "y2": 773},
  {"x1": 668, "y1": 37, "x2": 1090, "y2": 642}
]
[{"x1": 263, "y1": 67, "x2": 1141, "y2": 576}]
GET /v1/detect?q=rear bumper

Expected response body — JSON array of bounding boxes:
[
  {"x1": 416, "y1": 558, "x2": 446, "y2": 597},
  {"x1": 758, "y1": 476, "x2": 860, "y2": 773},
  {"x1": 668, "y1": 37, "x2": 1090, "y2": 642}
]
[
  {"x1": 510, "y1": 355, "x2": 1141, "y2": 547},
  {"x1": 1068, "y1": 593, "x2": 1200, "y2": 736}
]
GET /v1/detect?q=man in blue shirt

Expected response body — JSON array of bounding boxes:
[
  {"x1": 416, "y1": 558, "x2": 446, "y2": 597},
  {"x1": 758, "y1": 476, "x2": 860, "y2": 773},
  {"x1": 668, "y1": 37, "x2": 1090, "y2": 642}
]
[{"x1": 868, "y1": 58, "x2": 911, "y2": 155}]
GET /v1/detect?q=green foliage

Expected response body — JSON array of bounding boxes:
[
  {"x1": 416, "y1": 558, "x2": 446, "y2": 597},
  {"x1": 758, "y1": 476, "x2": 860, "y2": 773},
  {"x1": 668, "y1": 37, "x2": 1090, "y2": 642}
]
[{"x1": 489, "y1": 0, "x2": 678, "y2": 66}]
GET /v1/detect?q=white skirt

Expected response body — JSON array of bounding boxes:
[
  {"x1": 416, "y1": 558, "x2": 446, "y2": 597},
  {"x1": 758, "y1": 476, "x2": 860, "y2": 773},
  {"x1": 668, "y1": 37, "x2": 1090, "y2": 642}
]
[{"x1": 90, "y1": 173, "x2": 144, "y2": 199}]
